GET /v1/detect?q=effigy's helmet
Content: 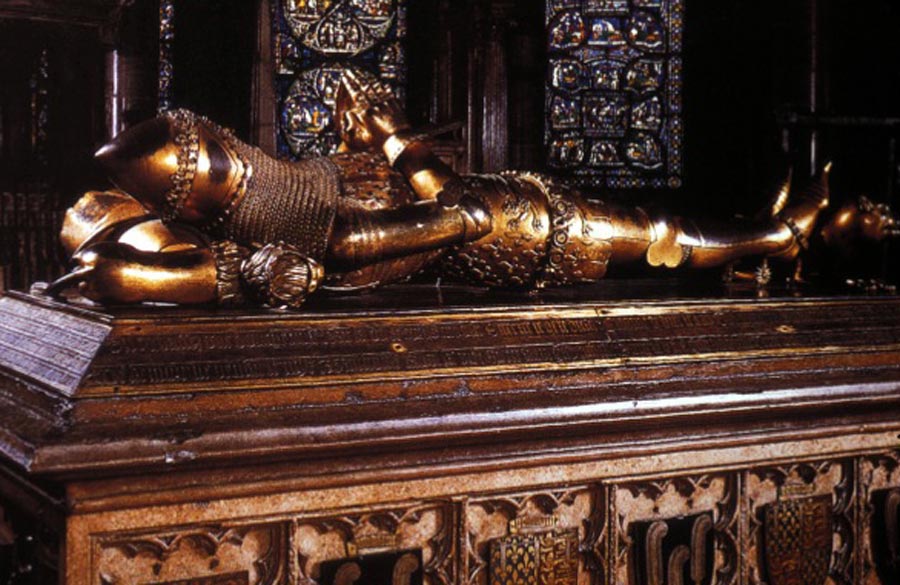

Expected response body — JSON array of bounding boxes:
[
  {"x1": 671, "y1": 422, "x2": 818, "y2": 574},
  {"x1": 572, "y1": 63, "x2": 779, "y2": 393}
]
[{"x1": 94, "y1": 109, "x2": 341, "y2": 263}]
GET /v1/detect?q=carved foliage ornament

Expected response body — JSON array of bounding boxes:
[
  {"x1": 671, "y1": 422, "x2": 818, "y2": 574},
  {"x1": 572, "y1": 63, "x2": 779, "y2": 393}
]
[
  {"x1": 862, "y1": 451, "x2": 900, "y2": 585},
  {"x1": 319, "y1": 549, "x2": 423, "y2": 585},
  {"x1": 629, "y1": 514, "x2": 714, "y2": 585},
  {"x1": 612, "y1": 474, "x2": 738, "y2": 585},
  {"x1": 97, "y1": 523, "x2": 287, "y2": 585},
  {"x1": 294, "y1": 503, "x2": 455, "y2": 585},
  {"x1": 152, "y1": 573, "x2": 249, "y2": 585},
  {"x1": 876, "y1": 489, "x2": 900, "y2": 583}
]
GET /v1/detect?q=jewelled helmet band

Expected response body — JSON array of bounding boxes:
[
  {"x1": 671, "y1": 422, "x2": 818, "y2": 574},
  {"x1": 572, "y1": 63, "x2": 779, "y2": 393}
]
[
  {"x1": 162, "y1": 109, "x2": 200, "y2": 224},
  {"x1": 161, "y1": 109, "x2": 253, "y2": 232}
]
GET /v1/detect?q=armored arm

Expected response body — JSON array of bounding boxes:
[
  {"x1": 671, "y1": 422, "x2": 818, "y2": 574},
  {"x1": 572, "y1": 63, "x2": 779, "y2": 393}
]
[
  {"x1": 336, "y1": 71, "x2": 468, "y2": 207},
  {"x1": 52, "y1": 190, "x2": 323, "y2": 309}
]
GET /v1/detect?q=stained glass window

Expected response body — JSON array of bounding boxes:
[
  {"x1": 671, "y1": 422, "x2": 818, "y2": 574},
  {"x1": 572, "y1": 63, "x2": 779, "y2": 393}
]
[
  {"x1": 545, "y1": 0, "x2": 684, "y2": 189},
  {"x1": 274, "y1": 0, "x2": 407, "y2": 159}
]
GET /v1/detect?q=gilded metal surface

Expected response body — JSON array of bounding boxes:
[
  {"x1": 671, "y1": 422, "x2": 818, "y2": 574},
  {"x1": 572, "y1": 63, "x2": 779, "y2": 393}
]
[
  {"x1": 59, "y1": 190, "x2": 153, "y2": 256},
  {"x1": 384, "y1": 132, "x2": 415, "y2": 167},
  {"x1": 50, "y1": 75, "x2": 897, "y2": 309},
  {"x1": 164, "y1": 109, "x2": 201, "y2": 222},
  {"x1": 94, "y1": 110, "x2": 253, "y2": 229},
  {"x1": 330, "y1": 151, "x2": 415, "y2": 210},
  {"x1": 763, "y1": 495, "x2": 832, "y2": 585},
  {"x1": 81, "y1": 109, "x2": 343, "y2": 307},
  {"x1": 209, "y1": 240, "x2": 249, "y2": 308},
  {"x1": 224, "y1": 148, "x2": 340, "y2": 261},
  {"x1": 512, "y1": 172, "x2": 613, "y2": 286},
  {"x1": 440, "y1": 175, "x2": 551, "y2": 288},
  {"x1": 70, "y1": 243, "x2": 219, "y2": 306},
  {"x1": 326, "y1": 151, "x2": 441, "y2": 290},
  {"x1": 240, "y1": 243, "x2": 324, "y2": 309},
  {"x1": 489, "y1": 529, "x2": 579, "y2": 585},
  {"x1": 324, "y1": 84, "x2": 488, "y2": 283},
  {"x1": 820, "y1": 195, "x2": 900, "y2": 250}
]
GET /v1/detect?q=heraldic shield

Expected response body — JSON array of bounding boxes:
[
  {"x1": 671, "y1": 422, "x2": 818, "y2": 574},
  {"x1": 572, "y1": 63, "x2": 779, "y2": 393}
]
[
  {"x1": 763, "y1": 495, "x2": 833, "y2": 585},
  {"x1": 489, "y1": 528, "x2": 579, "y2": 585}
]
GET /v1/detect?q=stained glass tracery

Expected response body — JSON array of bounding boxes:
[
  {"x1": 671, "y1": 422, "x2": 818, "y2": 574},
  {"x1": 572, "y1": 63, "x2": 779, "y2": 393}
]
[
  {"x1": 546, "y1": 0, "x2": 684, "y2": 189},
  {"x1": 276, "y1": 0, "x2": 407, "y2": 159}
]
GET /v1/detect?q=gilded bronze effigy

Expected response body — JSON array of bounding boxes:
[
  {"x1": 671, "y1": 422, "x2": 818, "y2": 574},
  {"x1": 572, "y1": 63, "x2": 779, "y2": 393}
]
[{"x1": 46, "y1": 73, "x2": 897, "y2": 308}]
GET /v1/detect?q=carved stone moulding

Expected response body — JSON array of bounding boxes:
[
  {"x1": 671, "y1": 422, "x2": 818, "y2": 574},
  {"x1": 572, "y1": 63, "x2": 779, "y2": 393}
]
[
  {"x1": 860, "y1": 451, "x2": 900, "y2": 585},
  {"x1": 746, "y1": 459, "x2": 854, "y2": 585},
  {"x1": 610, "y1": 474, "x2": 738, "y2": 585},
  {"x1": 294, "y1": 502, "x2": 456, "y2": 585},
  {"x1": 91, "y1": 500, "x2": 456, "y2": 585},
  {"x1": 95, "y1": 523, "x2": 288, "y2": 585}
]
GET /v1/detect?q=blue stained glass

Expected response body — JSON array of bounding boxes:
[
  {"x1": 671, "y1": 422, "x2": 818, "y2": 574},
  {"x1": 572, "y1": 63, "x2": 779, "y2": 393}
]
[
  {"x1": 551, "y1": 59, "x2": 587, "y2": 94},
  {"x1": 546, "y1": 0, "x2": 684, "y2": 189},
  {"x1": 588, "y1": 59, "x2": 625, "y2": 91},
  {"x1": 275, "y1": 0, "x2": 407, "y2": 160},
  {"x1": 586, "y1": 18, "x2": 627, "y2": 47},
  {"x1": 584, "y1": 0, "x2": 629, "y2": 15},
  {"x1": 548, "y1": 11, "x2": 587, "y2": 50},
  {"x1": 627, "y1": 11, "x2": 665, "y2": 51},
  {"x1": 551, "y1": 96, "x2": 582, "y2": 130},
  {"x1": 632, "y1": 96, "x2": 662, "y2": 131},
  {"x1": 583, "y1": 93, "x2": 629, "y2": 137}
]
